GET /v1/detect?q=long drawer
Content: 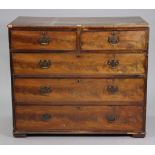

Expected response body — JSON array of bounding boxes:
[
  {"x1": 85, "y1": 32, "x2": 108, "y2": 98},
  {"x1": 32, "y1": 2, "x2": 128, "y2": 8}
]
[
  {"x1": 12, "y1": 53, "x2": 146, "y2": 76},
  {"x1": 14, "y1": 78, "x2": 144, "y2": 105},
  {"x1": 15, "y1": 105, "x2": 143, "y2": 132}
]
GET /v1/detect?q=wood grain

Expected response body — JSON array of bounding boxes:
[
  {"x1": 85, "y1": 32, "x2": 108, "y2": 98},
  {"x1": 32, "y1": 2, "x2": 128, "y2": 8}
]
[
  {"x1": 8, "y1": 16, "x2": 148, "y2": 28},
  {"x1": 12, "y1": 53, "x2": 146, "y2": 76},
  {"x1": 81, "y1": 31, "x2": 147, "y2": 50},
  {"x1": 15, "y1": 105, "x2": 143, "y2": 132},
  {"x1": 14, "y1": 78, "x2": 144, "y2": 104},
  {"x1": 8, "y1": 16, "x2": 149, "y2": 136},
  {"x1": 11, "y1": 30, "x2": 76, "y2": 50}
]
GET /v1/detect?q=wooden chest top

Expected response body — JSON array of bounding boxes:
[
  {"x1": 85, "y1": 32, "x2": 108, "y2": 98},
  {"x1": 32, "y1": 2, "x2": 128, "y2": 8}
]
[{"x1": 8, "y1": 16, "x2": 148, "y2": 28}]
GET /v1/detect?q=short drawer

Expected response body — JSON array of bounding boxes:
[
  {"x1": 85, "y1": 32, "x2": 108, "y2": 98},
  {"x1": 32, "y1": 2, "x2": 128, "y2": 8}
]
[
  {"x1": 15, "y1": 105, "x2": 143, "y2": 132},
  {"x1": 14, "y1": 78, "x2": 144, "y2": 105},
  {"x1": 11, "y1": 30, "x2": 76, "y2": 50},
  {"x1": 12, "y1": 53, "x2": 146, "y2": 76},
  {"x1": 81, "y1": 31, "x2": 148, "y2": 50}
]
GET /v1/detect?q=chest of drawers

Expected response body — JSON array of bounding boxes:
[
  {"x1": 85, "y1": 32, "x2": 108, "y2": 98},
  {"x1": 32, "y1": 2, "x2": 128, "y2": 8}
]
[{"x1": 8, "y1": 16, "x2": 149, "y2": 137}]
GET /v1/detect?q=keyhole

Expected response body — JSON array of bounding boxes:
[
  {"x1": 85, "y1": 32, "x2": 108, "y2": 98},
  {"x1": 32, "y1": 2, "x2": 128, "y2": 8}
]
[{"x1": 77, "y1": 79, "x2": 80, "y2": 83}]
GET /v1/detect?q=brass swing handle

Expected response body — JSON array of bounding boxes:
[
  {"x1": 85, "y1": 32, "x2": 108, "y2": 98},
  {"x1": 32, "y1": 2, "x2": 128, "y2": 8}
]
[
  {"x1": 39, "y1": 86, "x2": 52, "y2": 95},
  {"x1": 41, "y1": 113, "x2": 52, "y2": 121},
  {"x1": 107, "y1": 59, "x2": 119, "y2": 69},
  {"x1": 108, "y1": 33, "x2": 119, "y2": 45},
  {"x1": 106, "y1": 114, "x2": 117, "y2": 123},
  {"x1": 107, "y1": 85, "x2": 119, "y2": 94},
  {"x1": 38, "y1": 32, "x2": 50, "y2": 45},
  {"x1": 39, "y1": 59, "x2": 51, "y2": 69}
]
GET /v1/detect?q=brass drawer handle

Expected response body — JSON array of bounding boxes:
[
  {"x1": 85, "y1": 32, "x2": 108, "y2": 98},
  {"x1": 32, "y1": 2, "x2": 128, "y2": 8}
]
[
  {"x1": 108, "y1": 32, "x2": 119, "y2": 45},
  {"x1": 38, "y1": 32, "x2": 50, "y2": 45},
  {"x1": 39, "y1": 86, "x2": 52, "y2": 95},
  {"x1": 39, "y1": 60, "x2": 51, "y2": 69},
  {"x1": 41, "y1": 113, "x2": 52, "y2": 121},
  {"x1": 107, "y1": 85, "x2": 118, "y2": 94},
  {"x1": 107, "y1": 59, "x2": 119, "y2": 69},
  {"x1": 106, "y1": 114, "x2": 117, "y2": 123}
]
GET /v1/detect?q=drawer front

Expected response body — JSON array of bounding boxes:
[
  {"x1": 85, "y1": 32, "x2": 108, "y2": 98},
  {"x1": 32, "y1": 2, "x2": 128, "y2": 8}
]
[
  {"x1": 11, "y1": 31, "x2": 76, "y2": 50},
  {"x1": 15, "y1": 106, "x2": 143, "y2": 132},
  {"x1": 12, "y1": 53, "x2": 145, "y2": 75},
  {"x1": 81, "y1": 31, "x2": 147, "y2": 50},
  {"x1": 14, "y1": 78, "x2": 144, "y2": 104}
]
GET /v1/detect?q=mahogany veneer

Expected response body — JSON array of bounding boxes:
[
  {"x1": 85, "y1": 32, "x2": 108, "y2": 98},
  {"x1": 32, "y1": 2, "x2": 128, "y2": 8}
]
[{"x1": 8, "y1": 16, "x2": 149, "y2": 138}]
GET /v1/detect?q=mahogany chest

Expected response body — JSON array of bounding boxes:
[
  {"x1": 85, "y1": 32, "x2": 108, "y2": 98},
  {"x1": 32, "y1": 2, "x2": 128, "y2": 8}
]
[{"x1": 8, "y1": 16, "x2": 149, "y2": 137}]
